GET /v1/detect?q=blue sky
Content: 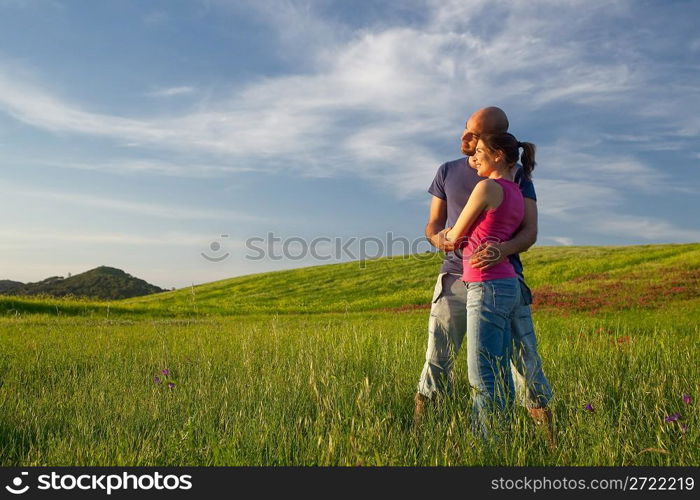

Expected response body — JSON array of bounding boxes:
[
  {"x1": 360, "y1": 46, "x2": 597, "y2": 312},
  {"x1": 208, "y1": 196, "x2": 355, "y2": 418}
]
[{"x1": 1, "y1": 0, "x2": 699, "y2": 289}]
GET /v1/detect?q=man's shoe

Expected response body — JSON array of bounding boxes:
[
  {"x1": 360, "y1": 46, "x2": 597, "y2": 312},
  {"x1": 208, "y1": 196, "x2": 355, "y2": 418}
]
[{"x1": 528, "y1": 407, "x2": 556, "y2": 449}]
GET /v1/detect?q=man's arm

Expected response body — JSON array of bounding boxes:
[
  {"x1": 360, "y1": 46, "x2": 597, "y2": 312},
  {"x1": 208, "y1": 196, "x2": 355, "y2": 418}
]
[
  {"x1": 425, "y1": 196, "x2": 455, "y2": 252},
  {"x1": 507, "y1": 197, "x2": 538, "y2": 254},
  {"x1": 469, "y1": 198, "x2": 538, "y2": 270}
]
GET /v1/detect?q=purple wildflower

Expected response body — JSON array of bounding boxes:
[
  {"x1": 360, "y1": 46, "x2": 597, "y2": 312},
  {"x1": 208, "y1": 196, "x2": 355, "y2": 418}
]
[
  {"x1": 168, "y1": 382, "x2": 175, "y2": 390},
  {"x1": 584, "y1": 403, "x2": 594, "y2": 412},
  {"x1": 664, "y1": 413, "x2": 681, "y2": 423},
  {"x1": 153, "y1": 376, "x2": 161, "y2": 384},
  {"x1": 683, "y1": 394, "x2": 692, "y2": 405},
  {"x1": 161, "y1": 369, "x2": 170, "y2": 376}
]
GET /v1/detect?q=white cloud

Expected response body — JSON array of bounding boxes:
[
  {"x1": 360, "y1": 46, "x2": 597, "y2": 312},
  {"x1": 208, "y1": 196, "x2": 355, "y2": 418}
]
[
  {"x1": 591, "y1": 215, "x2": 700, "y2": 243},
  {"x1": 538, "y1": 144, "x2": 669, "y2": 192},
  {"x1": 0, "y1": 0, "x2": 649, "y2": 191},
  {"x1": 0, "y1": 228, "x2": 222, "y2": 247},
  {"x1": 0, "y1": 66, "x2": 168, "y2": 140},
  {"x1": 535, "y1": 178, "x2": 619, "y2": 217},
  {"x1": 0, "y1": 0, "x2": 697, "y2": 212},
  {"x1": 148, "y1": 86, "x2": 195, "y2": 98},
  {"x1": 544, "y1": 236, "x2": 574, "y2": 246},
  {"x1": 7, "y1": 183, "x2": 264, "y2": 222},
  {"x1": 531, "y1": 144, "x2": 700, "y2": 242},
  {"x1": 0, "y1": 0, "x2": 63, "y2": 9},
  {"x1": 25, "y1": 157, "x2": 256, "y2": 178},
  {"x1": 142, "y1": 11, "x2": 170, "y2": 28}
]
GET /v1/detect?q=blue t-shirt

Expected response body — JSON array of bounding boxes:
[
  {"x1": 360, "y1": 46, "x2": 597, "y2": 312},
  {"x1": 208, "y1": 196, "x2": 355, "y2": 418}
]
[{"x1": 428, "y1": 157, "x2": 537, "y2": 276}]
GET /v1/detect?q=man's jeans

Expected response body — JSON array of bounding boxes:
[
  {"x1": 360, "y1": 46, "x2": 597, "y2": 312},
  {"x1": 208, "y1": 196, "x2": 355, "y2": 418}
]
[
  {"x1": 509, "y1": 279, "x2": 554, "y2": 409},
  {"x1": 417, "y1": 273, "x2": 553, "y2": 409}
]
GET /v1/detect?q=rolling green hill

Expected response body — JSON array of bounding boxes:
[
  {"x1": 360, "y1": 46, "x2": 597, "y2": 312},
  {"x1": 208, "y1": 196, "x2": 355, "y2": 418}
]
[{"x1": 1, "y1": 243, "x2": 699, "y2": 318}]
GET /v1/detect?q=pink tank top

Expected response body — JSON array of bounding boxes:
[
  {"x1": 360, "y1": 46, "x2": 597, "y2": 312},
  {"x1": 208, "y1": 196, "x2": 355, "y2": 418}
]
[{"x1": 461, "y1": 178, "x2": 524, "y2": 282}]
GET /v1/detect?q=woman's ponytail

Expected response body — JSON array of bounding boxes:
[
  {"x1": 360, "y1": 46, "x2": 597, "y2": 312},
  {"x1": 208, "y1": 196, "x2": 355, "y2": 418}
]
[{"x1": 519, "y1": 142, "x2": 536, "y2": 180}]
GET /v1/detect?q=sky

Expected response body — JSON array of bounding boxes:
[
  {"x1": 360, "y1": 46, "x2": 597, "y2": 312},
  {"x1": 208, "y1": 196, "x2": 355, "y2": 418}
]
[{"x1": 1, "y1": 0, "x2": 699, "y2": 289}]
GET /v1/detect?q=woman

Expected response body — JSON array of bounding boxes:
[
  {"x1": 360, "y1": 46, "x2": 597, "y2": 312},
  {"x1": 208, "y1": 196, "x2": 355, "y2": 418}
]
[{"x1": 445, "y1": 132, "x2": 536, "y2": 441}]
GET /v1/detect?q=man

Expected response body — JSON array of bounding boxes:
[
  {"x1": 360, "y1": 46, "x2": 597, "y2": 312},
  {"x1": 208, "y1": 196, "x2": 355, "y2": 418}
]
[{"x1": 415, "y1": 106, "x2": 554, "y2": 444}]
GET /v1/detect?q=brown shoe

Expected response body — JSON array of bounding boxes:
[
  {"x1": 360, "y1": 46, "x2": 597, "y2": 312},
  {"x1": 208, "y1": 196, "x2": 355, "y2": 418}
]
[
  {"x1": 528, "y1": 407, "x2": 556, "y2": 449},
  {"x1": 413, "y1": 393, "x2": 430, "y2": 426}
]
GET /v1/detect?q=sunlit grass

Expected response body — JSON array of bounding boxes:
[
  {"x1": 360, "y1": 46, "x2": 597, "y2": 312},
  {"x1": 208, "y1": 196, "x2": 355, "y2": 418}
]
[
  {"x1": 0, "y1": 307, "x2": 697, "y2": 465},
  {"x1": 0, "y1": 244, "x2": 698, "y2": 465},
  {"x1": 3, "y1": 243, "x2": 699, "y2": 318}
]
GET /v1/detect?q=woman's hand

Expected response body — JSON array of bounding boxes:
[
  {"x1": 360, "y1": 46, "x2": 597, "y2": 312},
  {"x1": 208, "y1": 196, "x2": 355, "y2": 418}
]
[{"x1": 431, "y1": 227, "x2": 455, "y2": 251}]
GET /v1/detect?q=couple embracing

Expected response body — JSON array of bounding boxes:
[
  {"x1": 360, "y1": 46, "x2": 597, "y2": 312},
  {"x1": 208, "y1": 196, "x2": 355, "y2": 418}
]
[{"x1": 414, "y1": 107, "x2": 554, "y2": 444}]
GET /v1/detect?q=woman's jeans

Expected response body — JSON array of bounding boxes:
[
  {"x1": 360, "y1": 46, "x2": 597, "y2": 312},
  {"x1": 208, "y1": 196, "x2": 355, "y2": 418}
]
[
  {"x1": 466, "y1": 277, "x2": 520, "y2": 441},
  {"x1": 417, "y1": 273, "x2": 552, "y2": 408}
]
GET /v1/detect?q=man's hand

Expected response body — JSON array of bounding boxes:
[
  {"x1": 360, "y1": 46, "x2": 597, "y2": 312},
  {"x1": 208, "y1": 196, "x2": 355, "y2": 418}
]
[
  {"x1": 469, "y1": 240, "x2": 511, "y2": 270},
  {"x1": 429, "y1": 227, "x2": 456, "y2": 252}
]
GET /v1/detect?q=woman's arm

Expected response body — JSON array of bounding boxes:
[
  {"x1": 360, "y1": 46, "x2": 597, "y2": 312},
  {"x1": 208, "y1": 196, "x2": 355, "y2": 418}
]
[{"x1": 445, "y1": 179, "x2": 493, "y2": 243}]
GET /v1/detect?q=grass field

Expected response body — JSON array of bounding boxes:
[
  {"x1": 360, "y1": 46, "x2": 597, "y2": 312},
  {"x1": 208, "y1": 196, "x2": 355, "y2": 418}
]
[{"x1": 0, "y1": 244, "x2": 698, "y2": 465}]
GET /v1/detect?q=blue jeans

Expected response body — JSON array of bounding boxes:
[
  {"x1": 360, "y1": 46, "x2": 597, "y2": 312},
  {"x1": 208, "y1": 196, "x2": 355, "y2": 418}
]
[
  {"x1": 417, "y1": 273, "x2": 553, "y2": 410},
  {"x1": 466, "y1": 278, "x2": 519, "y2": 440},
  {"x1": 510, "y1": 279, "x2": 553, "y2": 409}
]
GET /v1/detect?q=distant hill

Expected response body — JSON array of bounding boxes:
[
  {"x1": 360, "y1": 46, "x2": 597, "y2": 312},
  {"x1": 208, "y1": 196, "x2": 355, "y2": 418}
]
[
  {"x1": 0, "y1": 266, "x2": 164, "y2": 300},
  {"x1": 0, "y1": 280, "x2": 24, "y2": 294}
]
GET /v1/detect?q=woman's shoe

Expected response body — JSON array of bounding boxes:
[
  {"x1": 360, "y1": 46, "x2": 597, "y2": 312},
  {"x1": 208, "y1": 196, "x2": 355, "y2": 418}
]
[
  {"x1": 528, "y1": 407, "x2": 555, "y2": 449},
  {"x1": 413, "y1": 393, "x2": 430, "y2": 427}
]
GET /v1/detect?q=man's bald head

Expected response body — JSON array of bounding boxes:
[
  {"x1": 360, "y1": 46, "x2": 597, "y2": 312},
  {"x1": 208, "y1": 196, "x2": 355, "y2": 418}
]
[
  {"x1": 470, "y1": 107, "x2": 509, "y2": 134},
  {"x1": 461, "y1": 106, "x2": 509, "y2": 156}
]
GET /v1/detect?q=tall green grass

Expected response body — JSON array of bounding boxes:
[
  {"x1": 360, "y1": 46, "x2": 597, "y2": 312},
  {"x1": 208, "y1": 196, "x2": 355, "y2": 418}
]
[
  {"x1": 0, "y1": 310, "x2": 696, "y2": 465},
  {"x1": 0, "y1": 244, "x2": 697, "y2": 465}
]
